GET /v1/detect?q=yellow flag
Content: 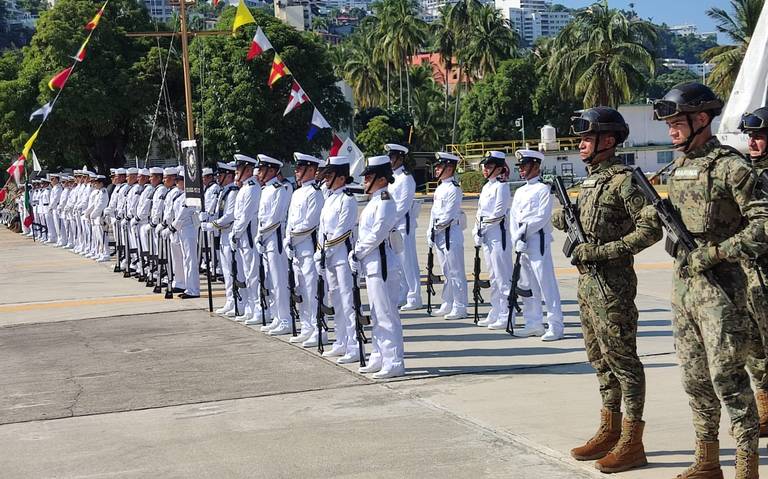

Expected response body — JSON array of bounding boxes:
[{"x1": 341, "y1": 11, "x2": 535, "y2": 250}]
[
  {"x1": 232, "y1": 0, "x2": 255, "y2": 35},
  {"x1": 22, "y1": 126, "x2": 41, "y2": 160}
]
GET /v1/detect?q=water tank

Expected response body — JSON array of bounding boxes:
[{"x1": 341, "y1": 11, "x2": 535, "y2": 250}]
[{"x1": 541, "y1": 124, "x2": 556, "y2": 142}]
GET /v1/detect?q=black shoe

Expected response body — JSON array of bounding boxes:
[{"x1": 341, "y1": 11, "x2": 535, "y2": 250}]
[
  {"x1": 178, "y1": 293, "x2": 200, "y2": 299},
  {"x1": 172, "y1": 287, "x2": 185, "y2": 293},
  {"x1": 137, "y1": 275, "x2": 147, "y2": 282}
]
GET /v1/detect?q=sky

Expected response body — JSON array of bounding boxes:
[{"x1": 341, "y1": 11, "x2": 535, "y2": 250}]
[{"x1": 557, "y1": 0, "x2": 727, "y2": 42}]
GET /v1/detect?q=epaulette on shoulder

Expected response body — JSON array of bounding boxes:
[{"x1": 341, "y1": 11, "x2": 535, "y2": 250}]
[
  {"x1": 273, "y1": 182, "x2": 281, "y2": 189},
  {"x1": 344, "y1": 189, "x2": 354, "y2": 196},
  {"x1": 451, "y1": 180, "x2": 460, "y2": 187},
  {"x1": 381, "y1": 191, "x2": 391, "y2": 200}
]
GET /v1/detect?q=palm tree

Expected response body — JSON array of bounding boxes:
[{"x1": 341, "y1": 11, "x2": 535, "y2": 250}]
[
  {"x1": 431, "y1": 7, "x2": 456, "y2": 113},
  {"x1": 702, "y1": 0, "x2": 765, "y2": 97},
  {"x1": 464, "y1": 5, "x2": 517, "y2": 79},
  {"x1": 546, "y1": 0, "x2": 658, "y2": 107},
  {"x1": 344, "y1": 28, "x2": 386, "y2": 109},
  {"x1": 445, "y1": 0, "x2": 482, "y2": 142}
]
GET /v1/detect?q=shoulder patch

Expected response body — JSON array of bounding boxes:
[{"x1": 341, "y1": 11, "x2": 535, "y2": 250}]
[
  {"x1": 344, "y1": 190, "x2": 354, "y2": 196},
  {"x1": 732, "y1": 161, "x2": 753, "y2": 188},
  {"x1": 381, "y1": 191, "x2": 391, "y2": 200},
  {"x1": 451, "y1": 180, "x2": 460, "y2": 187},
  {"x1": 273, "y1": 183, "x2": 281, "y2": 189},
  {"x1": 582, "y1": 179, "x2": 598, "y2": 188}
]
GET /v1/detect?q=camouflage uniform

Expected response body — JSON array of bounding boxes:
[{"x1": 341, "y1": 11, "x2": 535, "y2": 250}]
[
  {"x1": 744, "y1": 157, "x2": 768, "y2": 391},
  {"x1": 554, "y1": 157, "x2": 662, "y2": 420},
  {"x1": 667, "y1": 138, "x2": 768, "y2": 453}
]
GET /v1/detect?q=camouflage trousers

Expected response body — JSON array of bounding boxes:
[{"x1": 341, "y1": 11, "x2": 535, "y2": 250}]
[
  {"x1": 672, "y1": 262, "x2": 758, "y2": 452},
  {"x1": 744, "y1": 265, "x2": 768, "y2": 391},
  {"x1": 577, "y1": 260, "x2": 645, "y2": 420}
]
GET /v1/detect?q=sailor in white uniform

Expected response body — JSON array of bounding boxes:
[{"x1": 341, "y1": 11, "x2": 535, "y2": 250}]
[
  {"x1": 251, "y1": 154, "x2": 291, "y2": 332},
  {"x1": 229, "y1": 154, "x2": 261, "y2": 322},
  {"x1": 510, "y1": 149, "x2": 564, "y2": 341},
  {"x1": 427, "y1": 152, "x2": 468, "y2": 320},
  {"x1": 283, "y1": 153, "x2": 325, "y2": 345},
  {"x1": 170, "y1": 170, "x2": 200, "y2": 298},
  {"x1": 385, "y1": 143, "x2": 422, "y2": 311},
  {"x1": 350, "y1": 155, "x2": 405, "y2": 379},
  {"x1": 473, "y1": 151, "x2": 513, "y2": 329}
]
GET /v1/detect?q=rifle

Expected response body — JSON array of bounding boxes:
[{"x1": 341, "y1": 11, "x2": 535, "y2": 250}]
[
  {"x1": 552, "y1": 176, "x2": 608, "y2": 300},
  {"x1": 506, "y1": 248, "x2": 533, "y2": 335},
  {"x1": 145, "y1": 227, "x2": 156, "y2": 287},
  {"x1": 123, "y1": 220, "x2": 133, "y2": 278},
  {"x1": 631, "y1": 168, "x2": 732, "y2": 303},
  {"x1": 315, "y1": 246, "x2": 334, "y2": 354},
  {"x1": 287, "y1": 257, "x2": 302, "y2": 337},
  {"x1": 136, "y1": 223, "x2": 147, "y2": 282},
  {"x1": 113, "y1": 219, "x2": 123, "y2": 273},
  {"x1": 231, "y1": 247, "x2": 246, "y2": 317},
  {"x1": 258, "y1": 248, "x2": 270, "y2": 326},
  {"x1": 755, "y1": 170, "x2": 768, "y2": 199},
  {"x1": 426, "y1": 229, "x2": 441, "y2": 314},
  {"x1": 351, "y1": 271, "x2": 370, "y2": 367},
  {"x1": 164, "y1": 233, "x2": 174, "y2": 299},
  {"x1": 472, "y1": 245, "x2": 491, "y2": 324}
]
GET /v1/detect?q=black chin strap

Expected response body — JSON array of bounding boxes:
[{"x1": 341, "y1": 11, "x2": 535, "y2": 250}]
[
  {"x1": 583, "y1": 133, "x2": 613, "y2": 165},
  {"x1": 365, "y1": 172, "x2": 384, "y2": 194},
  {"x1": 677, "y1": 114, "x2": 712, "y2": 153}
]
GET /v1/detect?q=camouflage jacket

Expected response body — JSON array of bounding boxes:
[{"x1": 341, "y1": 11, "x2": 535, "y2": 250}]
[
  {"x1": 668, "y1": 138, "x2": 768, "y2": 261},
  {"x1": 553, "y1": 157, "x2": 661, "y2": 260}
]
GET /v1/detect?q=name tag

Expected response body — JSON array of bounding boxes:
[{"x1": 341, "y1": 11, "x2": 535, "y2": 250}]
[
  {"x1": 581, "y1": 179, "x2": 598, "y2": 188},
  {"x1": 673, "y1": 167, "x2": 700, "y2": 179}
]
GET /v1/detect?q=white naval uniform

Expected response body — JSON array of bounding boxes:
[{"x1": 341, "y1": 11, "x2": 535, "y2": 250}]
[
  {"x1": 257, "y1": 177, "x2": 290, "y2": 327},
  {"x1": 57, "y1": 186, "x2": 71, "y2": 245},
  {"x1": 209, "y1": 183, "x2": 239, "y2": 312},
  {"x1": 202, "y1": 182, "x2": 221, "y2": 273},
  {"x1": 285, "y1": 179, "x2": 324, "y2": 338},
  {"x1": 82, "y1": 187, "x2": 99, "y2": 255},
  {"x1": 135, "y1": 183, "x2": 156, "y2": 275},
  {"x1": 172, "y1": 190, "x2": 200, "y2": 296},
  {"x1": 126, "y1": 183, "x2": 143, "y2": 267},
  {"x1": 428, "y1": 176, "x2": 467, "y2": 314},
  {"x1": 354, "y1": 188, "x2": 404, "y2": 373},
  {"x1": 39, "y1": 187, "x2": 50, "y2": 241},
  {"x1": 77, "y1": 183, "x2": 93, "y2": 253},
  {"x1": 474, "y1": 177, "x2": 512, "y2": 326},
  {"x1": 318, "y1": 186, "x2": 358, "y2": 354},
  {"x1": 65, "y1": 183, "x2": 80, "y2": 247},
  {"x1": 154, "y1": 186, "x2": 175, "y2": 286},
  {"x1": 116, "y1": 182, "x2": 135, "y2": 267},
  {"x1": 391, "y1": 166, "x2": 421, "y2": 308},
  {"x1": 509, "y1": 176, "x2": 563, "y2": 335},
  {"x1": 48, "y1": 183, "x2": 62, "y2": 244},
  {"x1": 230, "y1": 176, "x2": 261, "y2": 319},
  {"x1": 163, "y1": 187, "x2": 185, "y2": 290},
  {"x1": 90, "y1": 188, "x2": 109, "y2": 259}
]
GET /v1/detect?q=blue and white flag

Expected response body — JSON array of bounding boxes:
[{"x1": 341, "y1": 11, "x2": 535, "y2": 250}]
[
  {"x1": 307, "y1": 107, "x2": 331, "y2": 141},
  {"x1": 29, "y1": 102, "x2": 52, "y2": 123}
]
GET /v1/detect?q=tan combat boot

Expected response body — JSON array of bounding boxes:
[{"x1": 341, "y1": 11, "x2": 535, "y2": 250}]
[
  {"x1": 734, "y1": 449, "x2": 759, "y2": 479},
  {"x1": 594, "y1": 418, "x2": 648, "y2": 473},
  {"x1": 570, "y1": 408, "x2": 621, "y2": 461},
  {"x1": 676, "y1": 440, "x2": 723, "y2": 479},
  {"x1": 756, "y1": 388, "x2": 768, "y2": 436}
]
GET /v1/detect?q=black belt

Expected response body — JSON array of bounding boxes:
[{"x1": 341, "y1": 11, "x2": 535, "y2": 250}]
[
  {"x1": 277, "y1": 225, "x2": 283, "y2": 254},
  {"x1": 311, "y1": 230, "x2": 318, "y2": 251},
  {"x1": 405, "y1": 212, "x2": 410, "y2": 235},
  {"x1": 500, "y1": 218, "x2": 506, "y2": 251},
  {"x1": 379, "y1": 242, "x2": 387, "y2": 281},
  {"x1": 539, "y1": 230, "x2": 545, "y2": 255},
  {"x1": 246, "y1": 223, "x2": 253, "y2": 248},
  {"x1": 445, "y1": 225, "x2": 451, "y2": 251}
]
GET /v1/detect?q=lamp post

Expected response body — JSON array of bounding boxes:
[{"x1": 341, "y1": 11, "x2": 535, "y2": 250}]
[{"x1": 515, "y1": 116, "x2": 525, "y2": 145}]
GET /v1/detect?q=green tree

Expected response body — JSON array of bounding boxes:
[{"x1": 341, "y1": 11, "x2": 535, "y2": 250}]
[
  {"x1": 0, "y1": 0, "x2": 162, "y2": 173},
  {"x1": 190, "y1": 8, "x2": 351, "y2": 162},
  {"x1": 642, "y1": 68, "x2": 698, "y2": 100},
  {"x1": 671, "y1": 34, "x2": 718, "y2": 63},
  {"x1": 458, "y1": 58, "x2": 538, "y2": 142},
  {"x1": 702, "y1": 0, "x2": 765, "y2": 98},
  {"x1": 356, "y1": 115, "x2": 404, "y2": 155},
  {"x1": 546, "y1": 0, "x2": 658, "y2": 107},
  {"x1": 464, "y1": 4, "x2": 517, "y2": 78},
  {"x1": 430, "y1": 6, "x2": 456, "y2": 112}
]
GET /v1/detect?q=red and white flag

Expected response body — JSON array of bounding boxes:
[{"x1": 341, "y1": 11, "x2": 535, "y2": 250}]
[
  {"x1": 283, "y1": 80, "x2": 309, "y2": 116},
  {"x1": 6, "y1": 156, "x2": 25, "y2": 184},
  {"x1": 246, "y1": 27, "x2": 273, "y2": 61}
]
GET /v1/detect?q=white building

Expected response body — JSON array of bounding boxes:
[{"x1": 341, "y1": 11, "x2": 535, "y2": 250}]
[
  {"x1": 668, "y1": 23, "x2": 717, "y2": 41},
  {"x1": 419, "y1": 0, "x2": 492, "y2": 23},
  {"x1": 275, "y1": 0, "x2": 318, "y2": 31},
  {"x1": 495, "y1": 0, "x2": 571, "y2": 45},
  {"x1": 662, "y1": 58, "x2": 713, "y2": 80}
]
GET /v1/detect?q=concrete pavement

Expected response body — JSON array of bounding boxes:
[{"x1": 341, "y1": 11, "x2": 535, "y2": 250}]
[{"x1": 0, "y1": 199, "x2": 766, "y2": 478}]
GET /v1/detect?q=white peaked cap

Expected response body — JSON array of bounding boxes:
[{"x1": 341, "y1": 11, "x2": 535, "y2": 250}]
[
  {"x1": 48, "y1": 173, "x2": 60, "y2": 178},
  {"x1": 176, "y1": 166, "x2": 185, "y2": 178},
  {"x1": 115, "y1": 168, "x2": 127, "y2": 175},
  {"x1": 257, "y1": 154, "x2": 283, "y2": 168},
  {"x1": 88, "y1": 172, "x2": 97, "y2": 178},
  {"x1": 234, "y1": 153, "x2": 258, "y2": 165},
  {"x1": 139, "y1": 168, "x2": 150, "y2": 176},
  {"x1": 163, "y1": 167, "x2": 177, "y2": 176},
  {"x1": 149, "y1": 167, "x2": 164, "y2": 175},
  {"x1": 328, "y1": 155, "x2": 350, "y2": 166},
  {"x1": 95, "y1": 174, "x2": 106, "y2": 179},
  {"x1": 202, "y1": 167, "x2": 213, "y2": 176},
  {"x1": 126, "y1": 167, "x2": 139, "y2": 175},
  {"x1": 515, "y1": 149, "x2": 545, "y2": 161},
  {"x1": 434, "y1": 152, "x2": 460, "y2": 162},
  {"x1": 485, "y1": 150, "x2": 506, "y2": 161},
  {"x1": 217, "y1": 161, "x2": 236, "y2": 172},
  {"x1": 385, "y1": 143, "x2": 408, "y2": 154},
  {"x1": 293, "y1": 152, "x2": 321, "y2": 164},
  {"x1": 366, "y1": 155, "x2": 391, "y2": 167},
  {"x1": 109, "y1": 168, "x2": 116, "y2": 174}
]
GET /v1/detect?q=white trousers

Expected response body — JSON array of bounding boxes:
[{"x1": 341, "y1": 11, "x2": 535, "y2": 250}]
[
  {"x1": 293, "y1": 251, "x2": 318, "y2": 335},
  {"x1": 179, "y1": 228, "x2": 200, "y2": 295},
  {"x1": 397, "y1": 225, "x2": 422, "y2": 306},
  {"x1": 516, "y1": 232, "x2": 563, "y2": 333},
  {"x1": 435, "y1": 225, "x2": 467, "y2": 311},
  {"x1": 264, "y1": 246, "x2": 290, "y2": 325},
  {"x1": 47, "y1": 211, "x2": 58, "y2": 243},
  {"x1": 366, "y1": 266, "x2": 404, "y2": 372},
  {"x1": 237, "y1": 239, "x2": 258, "y2": 316},
  {"x1": 170, "y1": 235, "x2": 185, "y2": 290},
  {"x1": 327, "y1": 260, "x2": 358, "y2": 353},
  {"x1": 219, "y1": 229, "x2": 240, "y2": 310},
  {"x1": 481, "y1": 225, "x2": 512, "y2": 322}
]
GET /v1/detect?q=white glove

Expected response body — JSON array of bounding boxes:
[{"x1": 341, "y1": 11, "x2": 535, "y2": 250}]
[
  {"x1": 255, "y1": 242, "x2": 264, "y2": 254},
  {"x1": 160, "y1": 228, "x2": 170, "y2": 239},
  {"x1": 513, "y1": 228, "x2": 526, "y2": 243},
  {"x1": 229, "y1": 232, "x2": 238, "y2": 246},
  {"x1": 515, "y1": 240, "x2": 527, "y2": 253},
  {"x1": 473, "y1": 234, "x2": 481, "y2": 247},
  {"x1": 121, "y1": 218, "x2": 128, "y2": 227},
  {"x1": 285, "y1": 244, "x2": 294, "y2": 260},
  {"x1": 154, "y1": 224, "x2": 163, "y2": 236},
  {"x1": 198, "y1": 211, "x2": 209, "y2": 222},
  {"x1": 130, "y1": 218, "x2": 138, "y2": 227},
  {"x1": 426, "y1": 230, "x2": 434, "y2": 248},
  {"x1": 348, "y1": 250, "x2": 359, "y2": 274},
  {"x1": 200, "y1": 222, "x2": 213, "y2": 233}
]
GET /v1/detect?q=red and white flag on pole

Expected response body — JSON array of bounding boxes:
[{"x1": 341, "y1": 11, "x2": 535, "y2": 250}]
[
  {"x1": 246, "y1": 27, "x2": 273, "y2": 61},
  {"x1": 6, "y1": 156, "x2": 25, "y2": 184},
  {"x1": 283, "y1": 80, "x2": 309, "y2": 116}
]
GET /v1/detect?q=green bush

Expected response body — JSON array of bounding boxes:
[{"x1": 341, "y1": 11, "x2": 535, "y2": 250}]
[{"x1": 460, "y1": 171, "x2": 485, "y2": 193}]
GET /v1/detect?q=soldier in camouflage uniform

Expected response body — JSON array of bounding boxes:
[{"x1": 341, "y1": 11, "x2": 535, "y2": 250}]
[
  {"x1": 653, "y1": 82, "x2": 768, "y2": 479},
  {"x1": 738, "y1": 106, "x2": 768, "y2": 439},
  {"x1": 553, "y1": 107, "x2": 662, "y2": 474}
]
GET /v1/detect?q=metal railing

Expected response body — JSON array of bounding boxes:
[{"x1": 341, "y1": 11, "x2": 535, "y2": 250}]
[{"x1": 445, "y1": 137, "x2": 581, "y2": 170}]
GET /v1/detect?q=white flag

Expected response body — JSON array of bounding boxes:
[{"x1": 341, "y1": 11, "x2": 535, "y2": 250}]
[
  {"x1": 340, "y1": 138, "x2": 365, "y2": 179},
  {"x1": 32, "y1": 150, "x2": 42, "y2": 172}
]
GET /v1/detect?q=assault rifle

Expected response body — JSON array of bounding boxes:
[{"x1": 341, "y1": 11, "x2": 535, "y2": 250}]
[
  {"x1": 352, "y1": 271, "x2": 370, "y2": 367},
  {"x1": 631, "y1": 168, "x2": 732, "y2": 303},
  {"x1": 315, "y1": 247, "x2": 334, "y2": 354},
  {"x1": 258, "y1": 248, "x2": 270, "y2": 326},
  {"x1": 506, "y1": 248, "x2": 533, "y2": 335},
  {"x1": 426, "y1": 229, "x2": 441, "y2": 315},
  {"x1": 287, "y1": 257, "x2": 302, "y2": 337},
  {"x1": 552, "y1": 176, "x2": 607, "y2": 300},
  {"x1": 472, "y1": 244, "x2": 490, "y2": 324},
  {"x1": 231, "y1": 246, "x2": 246, "y2": 317}
]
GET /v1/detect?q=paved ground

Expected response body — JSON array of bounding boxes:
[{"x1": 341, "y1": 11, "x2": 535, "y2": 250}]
[{"x1": 0, "y1": 201, "x2": 766, "y2": 478}]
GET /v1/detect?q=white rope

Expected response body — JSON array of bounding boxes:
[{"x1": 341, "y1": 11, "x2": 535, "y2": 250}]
[{"x1": 144, "y1": 17, "x2": 179, "y2": 167}]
